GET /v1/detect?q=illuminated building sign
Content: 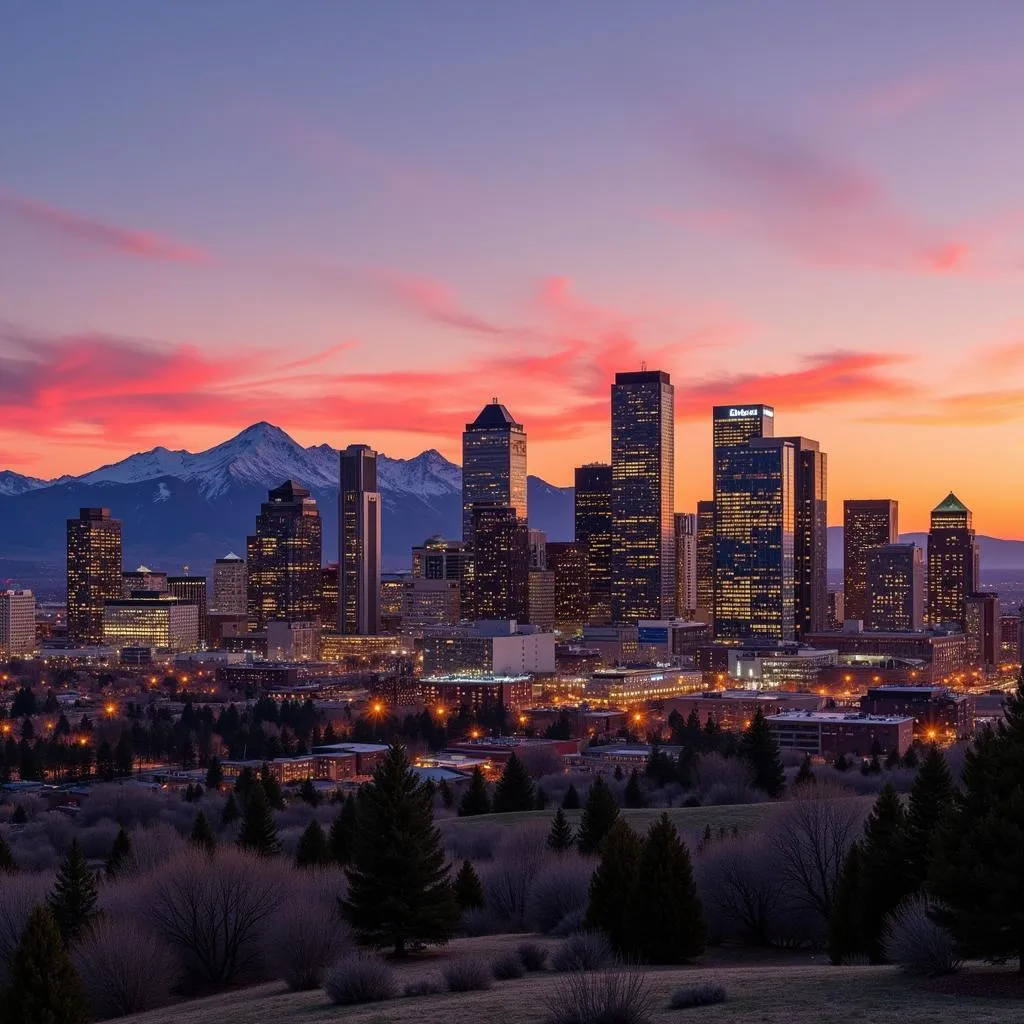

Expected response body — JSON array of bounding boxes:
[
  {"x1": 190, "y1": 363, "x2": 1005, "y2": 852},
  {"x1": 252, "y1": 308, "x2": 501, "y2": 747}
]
[{"x1": 727, "y1": 406, "x2": 773, "y2": 419}]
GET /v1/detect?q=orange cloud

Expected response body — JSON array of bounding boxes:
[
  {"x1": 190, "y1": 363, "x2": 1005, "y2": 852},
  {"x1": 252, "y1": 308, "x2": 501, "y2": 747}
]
[{"x1": 0, "y1": 188, "x2": 210, "y2": 264}]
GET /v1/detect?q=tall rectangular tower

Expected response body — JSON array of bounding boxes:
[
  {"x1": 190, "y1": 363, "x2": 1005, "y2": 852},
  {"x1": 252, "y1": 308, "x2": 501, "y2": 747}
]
[
  {"x1": 67, "y1": 507, "x2": 122, "y2": 645},
  {"x1": 843, "y1": 499, "x2": 898, "y2": 623},
  {"x1": 339, "y1": 445, "x2": 382, "y2": 635},
  {"x1": 695, "y1": 500, "x2": 715, "y2": 620},
  {"x1": 168, "y1": 575, "x2": 208, "y2": 646},
  {"x1": 212, "y1": 553, "x2": 247, "y2": 616},
  {"x1": 574, "y1": 463, "x2": 612, "y2": 625},
  {"x1": 472, "y1": 505, "x2": 530, "y2": 622},
  {"x1": 674, "y1": 512, "x2": 698, "y2": 619},
  {"x1": 866, "y1": 543, "x2": 923, "y2": 632},
  {"x1": 927, "y1": 492, "x2": 978, "y2": 630},
  {"x1": 611, "y1": 371, "x2": 675, "y2": 623},
  {"x1": 462, "y1": 401, "x2": 527, "y2": 544}
]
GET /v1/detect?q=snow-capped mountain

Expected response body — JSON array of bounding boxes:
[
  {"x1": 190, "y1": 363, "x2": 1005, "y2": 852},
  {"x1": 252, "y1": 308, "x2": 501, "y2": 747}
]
[{"x1": 0, "y1": 423, "x2": 574, "y2": 572}]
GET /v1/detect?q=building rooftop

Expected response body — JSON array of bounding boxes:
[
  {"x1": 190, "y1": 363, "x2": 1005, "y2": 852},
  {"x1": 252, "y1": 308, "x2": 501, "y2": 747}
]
[
  {"x1": 466, "y1": 400, "x2": 523, "y2": 431},
  {"x1": 932, "y1": 491, "x2": 969, "y2": 514},
  {"x1": 767, "y1": 711, "x2": 915, "y2": 725}
]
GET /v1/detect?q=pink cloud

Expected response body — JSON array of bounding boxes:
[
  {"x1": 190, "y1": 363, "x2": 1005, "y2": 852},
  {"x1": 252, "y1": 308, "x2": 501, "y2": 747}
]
[{"x1": 0, "y1": 188, "x2": 210, "y2": 264}]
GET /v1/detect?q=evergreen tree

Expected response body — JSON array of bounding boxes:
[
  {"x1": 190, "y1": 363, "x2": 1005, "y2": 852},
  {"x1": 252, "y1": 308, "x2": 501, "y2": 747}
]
[
  {"x1": 48, "y1": 839, "x2": 98, "y2": 944},
  {"x1": 342, "y1": 742, "x2": 459, "y2": 956},
  {"x1": 329, "y1": 794, "x2": 358, "y2": 864},
  {"x1": 438, "y1": 778, "x2": 454, "y2": 808},
  {"x1": 929, "y1": 673, "x2": 1024, "y2": 967},
  {"x1": 613, "y1": 764, "x2": 624, "y2": 782},
  {"x1": 260, "y1": 763, "x2": 285, "y2": 810},
  {"x1": 220, "y1": 791, "x2": 240, "y2": 826},
  {"x1": 577, "y1": 775, "x2": 620, "y2": 855},
  {"x1": 833, "y1": 752, "x2": 850, "y2": 772},
  {"x1": 0, "y1": 831, "x2": 16, "y2": 873},
  {"x1": 738, "y1": 708, "x2": 785, "y2": 798},
  {"x1": 113, "y1": 732, "x2": 134, "y2": 777},
  {"x1": 561, "y1": 782, "x2": 581, "y2": 810},
  {"x1": 902, "y1": 745, "x2": 919, "y2": 769},
  {"x1": 189, "y1": 810, "x2": 216, "y2": 855},
  {"x1": 491, "y1": 752, "x2": 535, "y2": 813},
  {"x1": 547, "y1": 807, "x2": 574, "y2": 853},
  {"x1": 632, "y1": 813, "x2": 705, "y2": 963},
  {"x1": 205, "y1": 756, "x2": 224, "y2": 790},
  {"x1": 236, "y1": 780, "x2": 281, "y2": 856},
  {"x1": 3, "y1": 905, "x2": 88, "y2": 1024},
  {"x1": 453, "y1": 858, "x2": 485, "y2": 909},
  {"x1": 884, "y1": 748, "x2": 901, "y2": 770},
  {"x1": 10, "y1": 804, "x2": 27, "y2": 825},
  {"x1": 457, "y1": 766, "x2": 491, "y2": 817},
  {"x1": 904, "y1": 744, "x2": 954, "y2": 891},
  {"x1": 586, "y1": 819, "x2": 642, "y2": 954},
  {"x1": 105, "y1": 826, "x2": 132, "y2": 877},
  {"x1": 298, "y1": 776, "x2": 322, "y2": 807},
  {"x1": 296, "y1": 819, "x2": 331, "y2": 868},
  {"x1": 676, "y1": 747, "x2": 696, "y2": 789},
  {"x1": 624, "y1": 769, "x2": 646, "y2": 808},
  {"x1": 827, "y1": 841, "x2": 864, "y2": 964},
  {"x1": 233, "y1": 765, "x2": 256, "y2": 802},
  {"x1": 795, "y1": 754, "x2": 815, "y2": 786}
]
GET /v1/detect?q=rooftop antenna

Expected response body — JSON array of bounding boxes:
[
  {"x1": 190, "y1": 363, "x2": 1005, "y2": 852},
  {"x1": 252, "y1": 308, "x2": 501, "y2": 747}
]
[
  {"x1": 492, "y1": 396, "x2": 499, "y2": 404},
  {"x1": 641, "y1": 360, "x2": 647, "y2": 371},
  {"x1": 182, "y1": 564, "x2": 190, "y2": 577}
]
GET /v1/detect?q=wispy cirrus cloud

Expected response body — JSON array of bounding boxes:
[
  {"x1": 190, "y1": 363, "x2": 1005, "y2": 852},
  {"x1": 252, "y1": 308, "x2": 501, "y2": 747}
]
[{"x1": 0, "y1": 188, "x2": 210, "y2": 264}]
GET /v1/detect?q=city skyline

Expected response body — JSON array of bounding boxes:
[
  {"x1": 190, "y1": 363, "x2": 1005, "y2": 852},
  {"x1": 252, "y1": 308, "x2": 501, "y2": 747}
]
[{"x1": 3, "y1": 5, "x2": 1024, "y2": 536}]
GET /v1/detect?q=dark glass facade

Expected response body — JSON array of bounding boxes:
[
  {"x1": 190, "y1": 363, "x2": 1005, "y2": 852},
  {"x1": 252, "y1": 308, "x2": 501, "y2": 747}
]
[
  {"x1": 843, "y1": 499, "x2": 898, "y2": 623},
  {"x1": 926, "y1": 492, "x2": 979, "y2": 629},
  {"x1": 866, "y1": 543, "x2": 923, "y2": 632},
  {"x1": 339, "y1": 445, "x2": 381, "y2": 635},
  {"x1": 66, "y1": 507, "x2": 123, "y2": 645},
  {"x1": 574, "y1": 463, "x2": 612, "y2": 625},
  {"x1": 471, "y1": 505, "x2": 529, "y2": 622},
  {"x1": 696, "y1": 500, "x2": 715, "y2": 620},
  {"x1": 610, "y1": 371, "x2": 675, "y2": 623},
  {"x1": 462, "y1": 402, "x2": 527, "y2": 544},
  {"x1": 546, "y1": 541, "x2": 589, "y2": 633}
]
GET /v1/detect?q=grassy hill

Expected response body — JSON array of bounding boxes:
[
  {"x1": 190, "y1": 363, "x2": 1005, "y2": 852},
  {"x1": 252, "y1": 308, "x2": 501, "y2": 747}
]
[{"x1": 121, "y1": 935, "x2": 1021, "y2": 1024}]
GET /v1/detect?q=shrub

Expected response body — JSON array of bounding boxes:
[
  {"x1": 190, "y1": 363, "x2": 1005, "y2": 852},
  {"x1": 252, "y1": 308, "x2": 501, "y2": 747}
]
[
  {"x1": 481, "y1": 849, "x2": 547, "y2": 931},
  {"x1": 442, "y1": 955, "x2": 492, "y2": 991},
  {"x1": 526, "y1": 858, "x2": 593, "y2": 934},
  {"x1": 72, "y1": 918, "x2": 179, "y2": 1018},
  {"x1": 668, "y1": 982, "x2": 727, "y2": 1009},
  {"x1": 883, "y1": 895, "x2": 961, "y2": 976},
  {"x1": 517, "y1": 940, "x2": 548, "y2": 971},
  {"x1": 545, "y1": 968, "x2": 654, "y2": 1024},
  {"x1": 323, "y1": 953, "x2": 396, "y2": 1005},
  {"x1": 265, "y1": 901, "x2": 351, "y2": 991},
  {"x1": 404, "y1": 977, "x2": 444, "y2": 997},
  {"x1": 552, "y1": 906, "x2": 587, "y2": 937},
  {"x1": 492, "y1": 950, "x2": 526, "y2": 980},
  {"x1": 550, "y1": 931, "x2": 611, "y2": 972}
]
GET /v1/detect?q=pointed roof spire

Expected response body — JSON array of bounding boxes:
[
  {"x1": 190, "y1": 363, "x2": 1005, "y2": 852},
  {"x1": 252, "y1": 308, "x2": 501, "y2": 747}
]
[{"x1": 932, "y1": 491, "x2": 969, "y2": 514}]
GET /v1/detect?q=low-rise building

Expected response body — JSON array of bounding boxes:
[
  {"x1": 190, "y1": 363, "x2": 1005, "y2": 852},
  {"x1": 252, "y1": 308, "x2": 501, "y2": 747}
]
[
  {"x1": 102, "y1": 593, "x2": 199, "y2": 653},
  {"x1": 636, "y1": 619, "x2": 711, "y2": 660},
  {"x1": 858, "y1": 685, "x2": 974, "y2": 741},
  {"x1": 729, "y1": 647, "x2": 838, "y2": 688},
  {"x1": 804, "y1": 624, "x2": 967, "y2": 681},
  {"x1": 266, "y1": 620, "x2": 320, "y2": 661},
  {"x1": 421, "y1": 620, "x2": 555, "y2": 677},
  {"x1": 767, "y1": 711, "x2": 914, "y2": 757},
  {"x1": 665, "y1": 690, "x2": 824, "y2": 731},
  {"x1": 420, "y1": 674, "x2": 534, "y2": 713},
  {"x1": 585, "y1": 667, "x2": 703, "y2": 706}
]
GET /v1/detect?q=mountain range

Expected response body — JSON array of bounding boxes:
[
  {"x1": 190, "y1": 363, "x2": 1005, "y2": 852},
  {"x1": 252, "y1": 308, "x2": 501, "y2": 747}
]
[{"x1": 1, "y1": 423, "x2": 1023, "y2": 590}]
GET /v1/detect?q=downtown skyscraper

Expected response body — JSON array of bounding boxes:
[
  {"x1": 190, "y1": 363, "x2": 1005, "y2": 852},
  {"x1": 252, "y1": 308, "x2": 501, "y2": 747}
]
[
  {"x1": 67, "y1": 507, "x2": 122, "y2": 645},
  {"x1": 339, "y1": 445, "x2": 382, "y2": 635},
  {"x1": 610, "y1": 370, "x2": 675, "y2": 623},
  {"x1": 927, "y1": 492, "x2": 979, "y2": 630},
  {"x1": 575, "y1": 463, "x2": 612, "y2": 625},
  {"x1": 843, "y1": 499, "x2": 899, "y2": 624},
  {"x1": 866, "y1": 543, "x2": 924, "y2": 632},
  {"x1": 461, "y1": 401, "x2": 527, "y2": 544}
]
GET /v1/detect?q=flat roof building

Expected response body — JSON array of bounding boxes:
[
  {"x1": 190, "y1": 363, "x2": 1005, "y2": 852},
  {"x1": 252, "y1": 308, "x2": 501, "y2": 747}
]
[
  {"x1": 102, "y1": 593, "x2": 199, "y2": 653},
  {"x1": 767, "y1": 710, "x2": 915, "y2": 757}
]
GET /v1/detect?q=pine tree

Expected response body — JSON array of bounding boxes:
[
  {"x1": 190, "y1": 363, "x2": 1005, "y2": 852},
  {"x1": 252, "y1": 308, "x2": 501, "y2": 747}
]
[
  {"x1": 0, "y1": 831, "x2": 16, "y2": 873},
  {"x1": 10, "y1": 804, "x2": 27, "y2": 825},
  {"x1": 491, "y1": 752, "x2": 535, "y2": 813},
  {"x1": 453, "y1": 858, "x2": 485, "y2": 909},
  {"x1": 624, "y1": 769, "x2": 645, "y2": 808},
  {"x1": 48, "y1": 839, "x2": 98, "y2": 944},
  {"x1": 586, "y1": 819, "x2": 642, "y2": 953},
  {"x1": 4, "y1": 905, "x2": 88, "y2": 1024},
  {"x1": 439, "y1": 779, "x2": 454, "y2": 808},
  {"x1": 205, "y1": 756, "x2": 224, "y2": 790},
  {"x1": 834, "y1": 752, "x2": 850, "y2": 772},
  {"x1": 632, "y1": 813, "x2": 705, "y2": 963},
  {"x1": 795, "y1": 754, "x2": 815, "y2": 786},
  {"x1": 457, "y1": 766, "x2": 491, "y2": 817},
  {"x1": 547, "y1": 807, "x2": 574, "y2": 852},
  {"x1": 296, "y1": 819, "x2": 331, "y2": 867},
  {"x1": 220, "y1": 791, "x2": 240, "y2": 826},
  {"x1": 236, "y1": 779, "x2": 281, "y2": 856},
  {"x1": 577, "y1": 775, "x2": 620, "y2": 854},
  {"x1": 105, "y1": 826, "x2": 132, "y2": 877},
  {"x1": 342, "y1": 742, "x2": 460, "y2": 956},
  {"x1": 562, "y1": 782, "x2": 581, "y2": 810},
  {"x1": 260, "y1": 763, "x2": 285, "y2": 810},
  {"x1": 738, "y1": 708, "x2": 785, "y2": 798},
  {"x1": 902, "y1": 745, "x2": 919, "y2": 769},
  {"x1": 827, "y1": 841, "x2": 863, "y2": 964},
  {"x1": 929, "y1": 672, "x2": 1024, "y2": 969},
  {"x1": 904, "y1": 744, "x2": 954, "y2": 890},
  {"x1": 189, "y1": 810, "x2": 216, "y2": 855},
  {"x1": 329, "y1": 794, "x2": 358, "y2": 864},
  {"x1": 299, "y1": 776, "x2": 322, "y2": 807}
]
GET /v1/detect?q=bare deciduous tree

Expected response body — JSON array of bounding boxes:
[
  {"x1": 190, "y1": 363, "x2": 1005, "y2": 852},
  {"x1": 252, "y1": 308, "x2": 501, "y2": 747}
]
[
  {"x1": 264, "y1": 901, "x2": 351, "y2": 991},
  {"x1": 0, "y1": 873, "x2": 53, "y2": 985}
]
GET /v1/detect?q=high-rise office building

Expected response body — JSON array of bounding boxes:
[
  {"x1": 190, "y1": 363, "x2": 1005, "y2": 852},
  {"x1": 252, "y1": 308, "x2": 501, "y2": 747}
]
[
  {"x1": 121, "y1": 566, "x2": 167, "y2": 596},
  {"x1": 696, "y1": 500, "x2": 715, "y2": 620},
  {"x1": 546, "y1": 541, "x2": 589, "y2": 633},
  {"x1": 462, "y1": 401, "x2": 527, "y2": 544},
  {"x1": 0, "y1": 590, "x2": 35, "y2": 656},
  {"x1": 472, "y1": 505, "x2": 529, "y2": 622},
  {"x1": 713, "y1": 404, "x2": 775, "y2": 454},
  {"x1": 320, "y1": 563, "x2": 339, "y2": 627},
  {"x1": 843, "y1": 500, "x2": 898, "y2": 623},
  {"x1": 528, "y1": 529, "x2": 547, "y2": 570},
  {"x1": 927, "y1": 492, "x2": 979, "y2": 630},
  {"x1": 246, "y1": 481, "x2": 322, "y2": 631},
  {"x1": 611, "y1": 370, "x2": 675, "y2": 623},
  {"x1": 67, "y1": 507, "x2": 122, "y2": 645},
  {"x1": 527, "y1": 569, "x2": 556, "y2": 631},
  {"x1": 865, "y1": 543, "x2": 923, "y2": 632},
  {"x1": 774, "y1": 436, "x2": 827, "y2": 637},
  {"x1": 411, "y1": 535, "x2": 474, "y2": 621},
  {"x1": 674, "y1": 512, "x2": 698, "y2": 619},
  {"x1": 713, "y1": 438, "x2": 795, "y2": 640},
  {"x1": 168, "y1": 575, "x2": 208, "y2": 646},
  {"x1": 339, "y1": 445, "x2": 382, "y2": 635},
  {"x1": 575, "y1": 463, "x2": 612, "y2": 625},
  {"x1": 212, "y1": 553, "x2": 247, "y2": 615},
  {"x1": 965, "y1": 592, "x2": 999, "y2": 668}
]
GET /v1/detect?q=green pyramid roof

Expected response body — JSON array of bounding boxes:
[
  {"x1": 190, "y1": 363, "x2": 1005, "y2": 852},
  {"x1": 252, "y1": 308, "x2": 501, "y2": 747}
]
[{"x1": 932, "y1": 492, "x2": 969, "y2": 514}]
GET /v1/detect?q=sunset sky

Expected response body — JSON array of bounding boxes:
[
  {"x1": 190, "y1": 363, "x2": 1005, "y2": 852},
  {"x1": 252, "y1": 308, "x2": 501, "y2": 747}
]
[{"x1": 2, "y1": 3, "x2": 1023, "y2": 535}]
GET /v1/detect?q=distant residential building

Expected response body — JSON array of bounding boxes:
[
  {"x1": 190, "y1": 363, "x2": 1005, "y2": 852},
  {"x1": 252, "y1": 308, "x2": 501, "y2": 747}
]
[
  {"x1": 102, "y1": 593, "x2": 198, "y2": 652},
  {"x1": 843, "y1": 499, "x2": 898, "y2": 624},
  {"x1": 168, "y1": 575, "x2": 208, "y2": 646},
  {"x1": 339, "y1": 444, "x2": 382, "y2": 635},
  {"x1": 767, "y1": 711, "x2": 914, "y2": 757},
  {"x1": 472, "y1": 505, "x2": 529, "y2": 622},
  {"x1": 212, "y1": 553, "x2": 247, "y2": 615},
  {"x1": 546, "y1": 541, "x2": 589, "y2": 633},
  {"x1": 0, "y1": 590, "x2": 36, "y2": 656},
  {"x1": 246, "y1": 481, "x2": 322, "y2": 631},
  {"x1": 828, "y1": 591, "x2": 845, "y2": 630},
  {"x1": 674, "y1": 512, "x2": 698, "y2": 619},
  {"x1": 67, "y1": 507, "x2": 122, "y2": 645},
  {"x1": 575, "y1": 463, "x2": 612, "y2": 625},
  {"x1": 462, "y1": 401, "x2": 527, "y2": 544},
  {"x1": 926, "y1": 492, "x2": 979, "y2": 630},
  {"x1": 527, "y1": 569, "x2": 555, "y2": 631},
  {"x1": 965, "y1": 592, "x2": 1000, "y2": 669},
  {"x1": 666, "y1": 690, "x2": 824, "y2": 731},
  {"x1": 866, "y1": 543, "x2": 924, "y2": 632},
  {"x1": 121, "y1": 566, "x2": 167, "y2": 596}
]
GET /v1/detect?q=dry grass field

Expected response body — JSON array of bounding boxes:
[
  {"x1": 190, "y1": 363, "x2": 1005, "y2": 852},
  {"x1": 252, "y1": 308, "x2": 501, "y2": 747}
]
[{"x1": 122, "y1": 934, "x2": 1024, "y2": 1024}]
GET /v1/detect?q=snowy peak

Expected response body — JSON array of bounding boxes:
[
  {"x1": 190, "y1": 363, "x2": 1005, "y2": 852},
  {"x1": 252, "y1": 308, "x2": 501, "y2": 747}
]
[{"x1": 0, "y1": 470, "x2": 49, "y2": 496}]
